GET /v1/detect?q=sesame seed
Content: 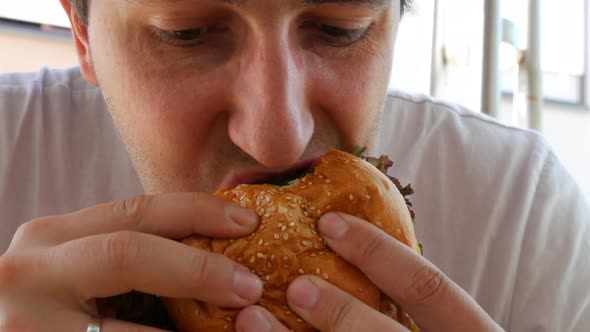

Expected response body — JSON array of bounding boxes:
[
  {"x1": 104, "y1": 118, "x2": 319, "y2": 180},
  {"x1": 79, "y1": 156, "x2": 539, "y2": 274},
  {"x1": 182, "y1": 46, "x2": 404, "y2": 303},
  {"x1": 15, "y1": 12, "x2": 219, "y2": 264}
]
[
  {"x1": 256, "y1": 252, "x2": 264, "y2": 258},
  {"x1": 315, "y1": 268, "x2": 320, "y2": 274},
  {"x1": 281, "y1": 226, "x2": 287, "y2": 231},
  {"x1": 285, "y1": 196, "x2": 292, "y2": 201},
  {"x1": 296, "y1": 227, "x2": 301, "y2": 233},
  {"x1": 297, "y1": 318, "x2": 303, "y2": 323},
  {"x1": 298, "y1": 268, "x2": 305, "y2": 274},
  {"x1": 266, "y1": 275, "x2": 270, "y2": 281},
  {"x1": 250, "y1": 256, "x2": 256, "y2": 263},
  {"x1": 323, "y1": 273, "x2": 329, "y2": 279},
  {"x1": 258, "y1": 239, "x2": 264, "y2": 246},
  {"x1": 349, "y1": 194, "x2": 354, "y2": 200},
  {"x1": 283, "y1": 233, "x2": 289, "y2": 240},
  {"x1": 365, "y1": 194, "x2": 371, "y2": 200},
  {"x1": 274, "y1": 233, "x2": 280, "y2": 240},
  {"x1": 285, "y1": 310, "x2": 292, "y2": 315},
  {"x1": 376, "y1": 222, "x2": 383, "y2": 228},
  {"x1": 288, "y1": 222, "x2": 295, "y2": 227},
  {"x1": 325, "y1": 179, "x2": 331, "y2": 183},
  {"x1": 327, "y1": 192, "x2": 332, "y2": 197},
  {"x1": 302, "y1": 240, "x2": 310, "y2": 246},
  {"x1": 326, "y1": 205, "x2": 332, "y2": 210},
  {"x1": 271, "y1": 255, "x2": 275, "y2": 260},
  {"x1": 264, "y1": 213, "x2": 270, "y2": 218},
  {"x1": 225, "y1": 317, "x2": 232, "y2": 322},
  {"x1": 283, "y1": 255, "x2": 289, "y2": 261},
  {"x1": 311, "y1": 253, "x2": 317, "y2": 257},
  {"x1": 195, "y1": 308, "x2": 200, "y2": 316},
  {"x1": 318, "y1": 175, "x2": 324, "y2": 179},
  {"x1": 289, "y1": 203, "x2": 297, "y2": 209}
]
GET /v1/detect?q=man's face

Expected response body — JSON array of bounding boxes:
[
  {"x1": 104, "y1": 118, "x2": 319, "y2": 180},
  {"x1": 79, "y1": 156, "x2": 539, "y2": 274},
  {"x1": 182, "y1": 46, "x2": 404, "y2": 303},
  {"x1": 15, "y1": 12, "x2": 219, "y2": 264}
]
[{"x1": 80, "y1": 0, "x2": 400, "y2": 194}]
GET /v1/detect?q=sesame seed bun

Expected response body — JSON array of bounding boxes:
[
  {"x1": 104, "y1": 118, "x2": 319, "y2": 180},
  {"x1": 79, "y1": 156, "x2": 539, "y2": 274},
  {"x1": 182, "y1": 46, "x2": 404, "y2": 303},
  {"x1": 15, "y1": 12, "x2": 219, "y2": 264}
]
[{"x1": 162, "y1": 149, "x2": 420, "y2": 331}]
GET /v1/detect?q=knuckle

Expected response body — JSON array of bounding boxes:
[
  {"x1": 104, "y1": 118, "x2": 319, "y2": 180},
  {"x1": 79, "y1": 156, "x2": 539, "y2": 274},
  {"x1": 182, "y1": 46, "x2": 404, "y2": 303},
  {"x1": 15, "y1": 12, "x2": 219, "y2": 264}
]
[
  {"x1": 188, "y1": 250, "x2": 213, "y2": 285},
  {"x1": 0, "y1": 255, "x2": 25, "y2": 292},
  {"x1": 329, "y1": 300, "x2": 355, "y2": 332},
  {"x1": 10, "y1": 217, "x2": 55, "y2": 246},
  {"x1": 111, "y1": 195, "x2": 153, "y2": 228},
  {"x1": 101, "y1": 231, "x2": 141, "y2": 271},
  {"x1": 356, "y1": 232, "x2": 385, "y2": 263},
  {"x1": 405, "y1": 264, "x2": 447, "y2": 305}
]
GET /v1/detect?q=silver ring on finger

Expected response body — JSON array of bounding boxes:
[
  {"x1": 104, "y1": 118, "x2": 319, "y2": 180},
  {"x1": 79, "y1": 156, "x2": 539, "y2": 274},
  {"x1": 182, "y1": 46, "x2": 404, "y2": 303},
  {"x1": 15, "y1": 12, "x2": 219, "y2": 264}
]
[{"x1": 87, "y1": 317, "x2": 102, "y2": 332}]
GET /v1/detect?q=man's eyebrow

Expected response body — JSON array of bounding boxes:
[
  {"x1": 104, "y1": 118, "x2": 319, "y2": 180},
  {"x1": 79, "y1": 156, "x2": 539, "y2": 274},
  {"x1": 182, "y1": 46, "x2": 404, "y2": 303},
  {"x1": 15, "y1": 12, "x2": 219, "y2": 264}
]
[
  {"x1": 124, "y1": 0, "x2": 390, "y2": 8},
  {"x1": 302, "y1": 0, "x2": 390, "y2": 8}
]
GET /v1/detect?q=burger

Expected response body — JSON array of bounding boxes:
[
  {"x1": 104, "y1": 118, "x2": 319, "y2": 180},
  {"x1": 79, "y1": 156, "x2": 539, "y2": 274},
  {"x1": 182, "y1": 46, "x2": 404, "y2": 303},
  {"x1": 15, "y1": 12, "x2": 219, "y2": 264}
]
[{"x1": 161, "y1": 148, "x2": 421, "y2": 331}]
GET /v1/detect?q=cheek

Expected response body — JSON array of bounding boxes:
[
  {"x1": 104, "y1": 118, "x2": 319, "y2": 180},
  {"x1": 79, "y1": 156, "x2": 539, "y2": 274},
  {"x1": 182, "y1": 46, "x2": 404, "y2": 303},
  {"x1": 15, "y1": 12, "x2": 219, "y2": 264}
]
[
  {"x1": 308, "y1": 43, "x2": 393, "y2": 146},
  {"x1": 90, "y1": 18, "x2": 227, "y2": 151}
]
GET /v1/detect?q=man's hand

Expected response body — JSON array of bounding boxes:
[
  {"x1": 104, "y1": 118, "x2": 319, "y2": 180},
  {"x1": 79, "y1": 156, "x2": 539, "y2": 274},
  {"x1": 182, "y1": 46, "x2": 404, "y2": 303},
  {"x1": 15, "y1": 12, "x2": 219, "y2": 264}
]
[
  {"x1": 0, "y1": 193, "x2": 263, "y2": 331},
  {"x1": 235, "y1": 212, "x2": 503, "y2": 332}
]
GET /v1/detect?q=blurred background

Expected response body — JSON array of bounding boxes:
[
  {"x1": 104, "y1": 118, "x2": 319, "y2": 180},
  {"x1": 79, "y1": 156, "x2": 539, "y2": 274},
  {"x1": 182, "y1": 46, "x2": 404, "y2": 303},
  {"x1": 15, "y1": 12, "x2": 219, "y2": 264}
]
[{"x1": 1, "y1": 0, "x2": 589, "y2": 198}]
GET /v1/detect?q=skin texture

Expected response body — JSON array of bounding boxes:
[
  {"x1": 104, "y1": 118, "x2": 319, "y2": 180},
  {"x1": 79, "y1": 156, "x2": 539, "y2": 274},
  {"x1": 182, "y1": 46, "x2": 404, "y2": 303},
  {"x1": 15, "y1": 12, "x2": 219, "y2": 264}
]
[
  {"x1": 0, "y1": 0, "x2": 503, "y2": 331},
  {"x1": 76, "y1": 0, "x2": 396, "y2": 194}
]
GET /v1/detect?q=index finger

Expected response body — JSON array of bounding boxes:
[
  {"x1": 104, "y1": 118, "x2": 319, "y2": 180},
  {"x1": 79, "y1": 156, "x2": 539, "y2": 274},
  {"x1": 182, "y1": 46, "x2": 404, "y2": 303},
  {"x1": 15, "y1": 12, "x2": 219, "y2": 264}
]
[
  {"x1": 14, "y1": 193, "x2": 259, "y2": 248},
  {"x1": 318, "y1": 213, "x2": 502, "y2": 332}
]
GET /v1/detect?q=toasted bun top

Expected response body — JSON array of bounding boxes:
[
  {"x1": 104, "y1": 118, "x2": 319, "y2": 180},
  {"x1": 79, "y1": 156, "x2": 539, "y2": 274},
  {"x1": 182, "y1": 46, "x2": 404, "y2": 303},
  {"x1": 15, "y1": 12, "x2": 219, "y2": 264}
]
[{"x1": 163, "y1": 149, "x2": 419, "y2": 331}]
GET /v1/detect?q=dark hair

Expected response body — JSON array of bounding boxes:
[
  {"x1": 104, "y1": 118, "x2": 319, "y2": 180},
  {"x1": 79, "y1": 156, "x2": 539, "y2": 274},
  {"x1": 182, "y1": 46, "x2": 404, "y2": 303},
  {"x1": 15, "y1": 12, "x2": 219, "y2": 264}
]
[{"x1": 70, "y1": 0, "x2": 412, "y2": 25}]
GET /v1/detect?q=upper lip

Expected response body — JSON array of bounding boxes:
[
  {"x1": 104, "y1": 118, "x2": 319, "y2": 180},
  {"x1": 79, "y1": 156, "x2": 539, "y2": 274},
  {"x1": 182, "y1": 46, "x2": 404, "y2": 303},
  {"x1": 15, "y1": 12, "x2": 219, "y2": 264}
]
[{"x1": 217, "y1": 157, "x2": 320, "y2": 191}]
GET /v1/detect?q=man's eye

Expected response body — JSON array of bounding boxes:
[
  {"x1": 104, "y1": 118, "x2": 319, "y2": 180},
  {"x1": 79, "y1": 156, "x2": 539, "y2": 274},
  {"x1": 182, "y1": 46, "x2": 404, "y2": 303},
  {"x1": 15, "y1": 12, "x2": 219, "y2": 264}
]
[
  {"x1": 304, "y1": 22, "x2": 370, "y2": 47},
  {"x1": 319, "y1": 24, "x2": 366, "y2": 40},
  {"x1": 172, "y1": 28, "x2": 207, "y2": 41},
  {"x1": 153, "y1": 25, "x2": 227, "y2": 47}
]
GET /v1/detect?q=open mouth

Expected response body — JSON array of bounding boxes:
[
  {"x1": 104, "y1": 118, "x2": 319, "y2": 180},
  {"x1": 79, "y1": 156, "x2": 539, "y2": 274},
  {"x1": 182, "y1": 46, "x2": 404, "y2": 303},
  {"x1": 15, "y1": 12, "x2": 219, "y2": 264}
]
[{"x1": 254, "y1": 166, "x2": 315, "y2": 186}]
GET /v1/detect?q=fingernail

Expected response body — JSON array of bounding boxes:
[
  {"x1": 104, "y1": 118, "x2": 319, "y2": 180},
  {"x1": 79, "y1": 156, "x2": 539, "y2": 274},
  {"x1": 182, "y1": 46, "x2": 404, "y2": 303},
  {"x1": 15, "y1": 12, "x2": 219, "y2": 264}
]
[
  {"x1": 318, "y1": 213, "x2": 349, "y2": 240},
  {"x1": 233, "y1": 270, "x2": 263, "y2": 302},
  {"x1": 289, "y1": 278, "x2": 320, "y2": 309},
  {"x1": 229, "y1": 206, "x2": 259, "y2": 227},
  {"x1": 243, "y1": 309, "x2": 271, "y2": 332}
]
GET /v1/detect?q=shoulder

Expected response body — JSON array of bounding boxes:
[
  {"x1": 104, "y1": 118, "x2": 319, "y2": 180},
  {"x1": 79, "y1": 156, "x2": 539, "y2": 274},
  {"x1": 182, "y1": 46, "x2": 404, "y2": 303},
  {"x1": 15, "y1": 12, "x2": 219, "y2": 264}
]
[
  {"x1": 0, "y1": 67, "x2": 140, "y2": 249},
  {"x1": 0, "y1": 66, "x2": 94, "y2": 91},
  {"x1": 379, "y1": 90, "x2": 551, "y2": 179},
  {"x1": 378, "y1": 91, "x2": 590, "y2": 329}
]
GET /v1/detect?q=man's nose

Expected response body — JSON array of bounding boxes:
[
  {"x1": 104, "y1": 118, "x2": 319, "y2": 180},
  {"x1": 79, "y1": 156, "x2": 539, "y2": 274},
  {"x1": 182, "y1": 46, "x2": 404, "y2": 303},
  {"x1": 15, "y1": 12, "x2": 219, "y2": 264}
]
[{"x1": 228, "y1": 33, "x2": 314, "y2": 168}]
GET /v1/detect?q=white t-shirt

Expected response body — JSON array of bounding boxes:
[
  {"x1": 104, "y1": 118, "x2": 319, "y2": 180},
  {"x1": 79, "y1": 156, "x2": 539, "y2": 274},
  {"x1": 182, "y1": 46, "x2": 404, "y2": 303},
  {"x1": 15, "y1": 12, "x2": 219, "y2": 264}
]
[{"x1": 1, "y1": 67, "x2": 589, "y2": 331}]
